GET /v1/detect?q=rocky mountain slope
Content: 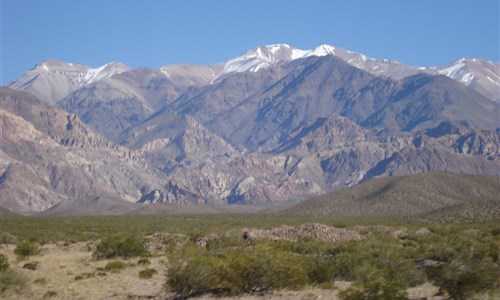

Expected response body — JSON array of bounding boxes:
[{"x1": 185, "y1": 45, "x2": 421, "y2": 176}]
[
  {"x1": 3, "y1": 44, "x2": 500, "y2": 213},
  {"x1": 0, "y1": 88, "x2": 166, "y2": 213}
]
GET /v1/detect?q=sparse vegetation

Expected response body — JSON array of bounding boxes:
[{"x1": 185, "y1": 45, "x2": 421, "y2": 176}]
[
  {"x1": 0, "y1": 232, "x2": 17, "y2": 245},
  {"x1": 102, "y1": 260, "x2": 127, "y2": 273},
  {"x1": 0, "y1": 212, "x2": 498, "y2": 299},
  {"x1": 74, "y1": 272, "x2": 96, "y2": 281},
  {"x1": 0, "y1": 253, "x2": 25, "y2": 294},
  {"x1": 34, "y1": 277, "x2": 47, "y2": 285},
  {"x1": 0, "y1": 253, "x2": 9, "y2": 272},
  {"x1": 0, "y1": 213, "x2": 403, "y2": 243},
  {"x1": 339, "y1": 280, "x2": 409, "y2": 300},
  {"x1": 138, "y1": 268, "x2": 158, "y2": 279},
  {"x1": 22, "y1": 261, "x2": 39, "y2": 270},
  {"x1": 137, "y1": 257, "x2": 150, "y2": 265},
  {"x1": 43, "y1": 290, "x2": 57, "y2": 298}
]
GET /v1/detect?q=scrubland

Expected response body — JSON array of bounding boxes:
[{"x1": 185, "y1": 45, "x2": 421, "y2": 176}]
[{"x1": 1, "y1": 213, "x2": 499, "y2": 299}]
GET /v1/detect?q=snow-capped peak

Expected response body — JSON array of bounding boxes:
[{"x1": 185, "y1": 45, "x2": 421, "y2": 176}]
[
  {"x1": 82, "y1": 62, "x2": 129, "y2": 85},
  {"x1": 8, "y1": 60, "x2": 130, "y2": 104},
  {"x1": 291, "y1": 44, "x2": 337, "y2": 59},
  {"x1": 30, "y1": 60, "x2": 129, "y2": 86},
  {"x1": 434, "y1": 58, "x2": 475, "y2": 86},
  {"x1": 216, "y1": 43, "x2": 337, "y2": 79}
]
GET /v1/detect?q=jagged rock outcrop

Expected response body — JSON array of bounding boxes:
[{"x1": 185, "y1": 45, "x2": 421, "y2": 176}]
[{"x1": 0, "y1": 88, "x2": 166, "y2": 213}]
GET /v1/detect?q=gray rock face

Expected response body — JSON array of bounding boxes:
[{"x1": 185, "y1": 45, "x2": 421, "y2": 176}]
[{"x1": 0, "y1": 88, "x2": 166, "y2": 213}]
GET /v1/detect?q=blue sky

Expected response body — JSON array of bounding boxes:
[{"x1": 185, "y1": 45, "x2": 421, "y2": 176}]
[{"x1": 1, "y1": 0, "x2": 499, "y2": 84}]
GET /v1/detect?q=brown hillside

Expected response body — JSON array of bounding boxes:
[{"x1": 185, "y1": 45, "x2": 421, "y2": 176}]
[{"x1": 282, "y1": 172, "x2": 500, "y2": 222}]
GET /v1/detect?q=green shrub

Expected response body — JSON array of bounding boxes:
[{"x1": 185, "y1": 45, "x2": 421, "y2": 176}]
[
  {"x1": 43, "y1": 290, "x2": 57, "y2": 298},
  {"x1": 306, "y1": 255, "x2": 337, "y2": 287},
  {"x1": 14, "y1": 240, "x2": 40, "y2": 258},
  {"x1": 93, "y1": 235, "x2": 147, "y2": 260},
  {"x1": 74, "y1": 272, "x2": 96, "y2": 281},
  {"x1": 167, "y1": 243, "x2": 310, "y2": 296},
  {"x1": 340, "y1": 280, "x2": 409, "y2": 300},
  {"x1": 34, "y1": 277, "x2": 47, "y2": 285},
  {"x1": 226, "y1": 245, "x2": 310, "y2": 293},
  {"x1": 331, "y1": 236, "x2": 425, "y2": 287},
  {"x1": 102, "y1": 260, "x2": 127, "y2": 273},
  {"x1": 0, "y1": 253, "x2": 9, "y2": 272},
  {"x1": 138, "y1": 268, "x2": 158, "y2": 279},
  {"x1": 417, "y1": 229, "x2": 500, "y2": 300},
  {"x1": 137, "y1": 257, "x2": 150, "y2": 265},
  {"x1": 22, "y1": 261, "x2": 39, "y2": 270},
  {"x1": 491, "y1": 228, "x2": 500, "y2": 236},
  {"x1": 0, "y1": 270, "x2": 25, "y2": 294},
  {"x1": 0, "y1": 253, "x2": 25, "y2": 294}
]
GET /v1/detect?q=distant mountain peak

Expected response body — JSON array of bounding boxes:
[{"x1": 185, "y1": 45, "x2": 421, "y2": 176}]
[
  {"x1": 9, "y1": 43, "x2": 500, "y2": 106},
  {"x1": 8, "y1": 60, "x2": 130, "y2": 104},
  {"x1": 291, "y1": 44, "x2": 337, "y2": 59},
  {"x1": 216, "y1": 43, "x2": 339, "y2": 79},
  {"x1": 34, "y1": 59, "x2": 85, "y2": 72}
]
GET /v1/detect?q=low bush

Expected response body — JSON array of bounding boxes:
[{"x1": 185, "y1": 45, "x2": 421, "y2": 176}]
[
  {"x1": 43, "y1": 290, "x2": 57, "y2": 298},
  {"x1": 0, "y1": 254, "x2": 9, "y2": 272},
  {"x1": 14, "y1": 240, "x2": 40, "y2": 258},
  {"x1": 0, "y1": 253, "x2": 24, "y2": 294},
  {"x1": 339, "y1": 280, "x2": 409, "y2": 300},
  {"x1": 93, "y1": 235, "x2": 147, "y2": 260},
  {"x1": 138, "y1": 268, "x2": 158, "y2": 279},
  {"x1": 34, "y1": 277, "x2": 47, "y2": 285},
  {"x1": 167, "y1": 243, "x2": 310, "y2": 296},
  {"x1": 0, "y1": 270, "x2": 25, "y2": 294},
  {"x1": 22, "y1": 261, "x2": 39, "y2": 271},
  {"x1": 0, "y1": 232, "x2": 16, "y2": 245},
  {"x1": 137, "y1": 257, "x2": 150, "y2": 265},
  {"x1": 102, "y1": 260, "x2": 127, "y2": 273},
  {"x1": 331, "y1": 235, "x2": 426, "y2": 287},
  {"x1": 419, "y1": 232, "x2": 499, "y2": 300},
  {"x1": 74, "y1": 272, "x2": 96, "y2": 281},
  {"x1": 166, "y1": 232, "x2": 428, "y2": 297}
]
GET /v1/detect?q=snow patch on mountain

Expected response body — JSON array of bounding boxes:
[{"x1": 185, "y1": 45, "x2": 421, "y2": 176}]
[
  {"x1": 80, "y1": 63, "x2": 125, "y2": 85},
  {"x1": 216, "y1": 44, "x2": 338, "y2": 80},
  {"x1": 14, "y1": 60, "x2": 129, "y2": 88},
  {"x1": 438, "y1": 59, "x2": 466, "y2": 79}
]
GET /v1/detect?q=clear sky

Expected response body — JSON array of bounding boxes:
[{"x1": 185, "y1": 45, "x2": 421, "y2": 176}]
[{"x1": 1, "y1": 0, "x2": 499, "y2": 84}]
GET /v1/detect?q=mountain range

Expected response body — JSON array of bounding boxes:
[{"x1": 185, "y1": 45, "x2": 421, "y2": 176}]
[{"x1": 2, "y1": 44, "x2": 499, "y2": 214}]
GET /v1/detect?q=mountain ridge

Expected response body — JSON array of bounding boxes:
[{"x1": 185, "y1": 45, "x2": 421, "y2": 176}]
[
  {"x1": 8, "y1": 43, "x2": 500, "y2": 104},
  {"x1": 2, "y1": 43, "x2": 500, "y2": 214}
]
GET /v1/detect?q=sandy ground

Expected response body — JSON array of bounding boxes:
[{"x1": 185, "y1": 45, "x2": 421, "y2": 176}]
[{"x1": 1, "y1": 242, "x2": 165, "y2": 299}]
